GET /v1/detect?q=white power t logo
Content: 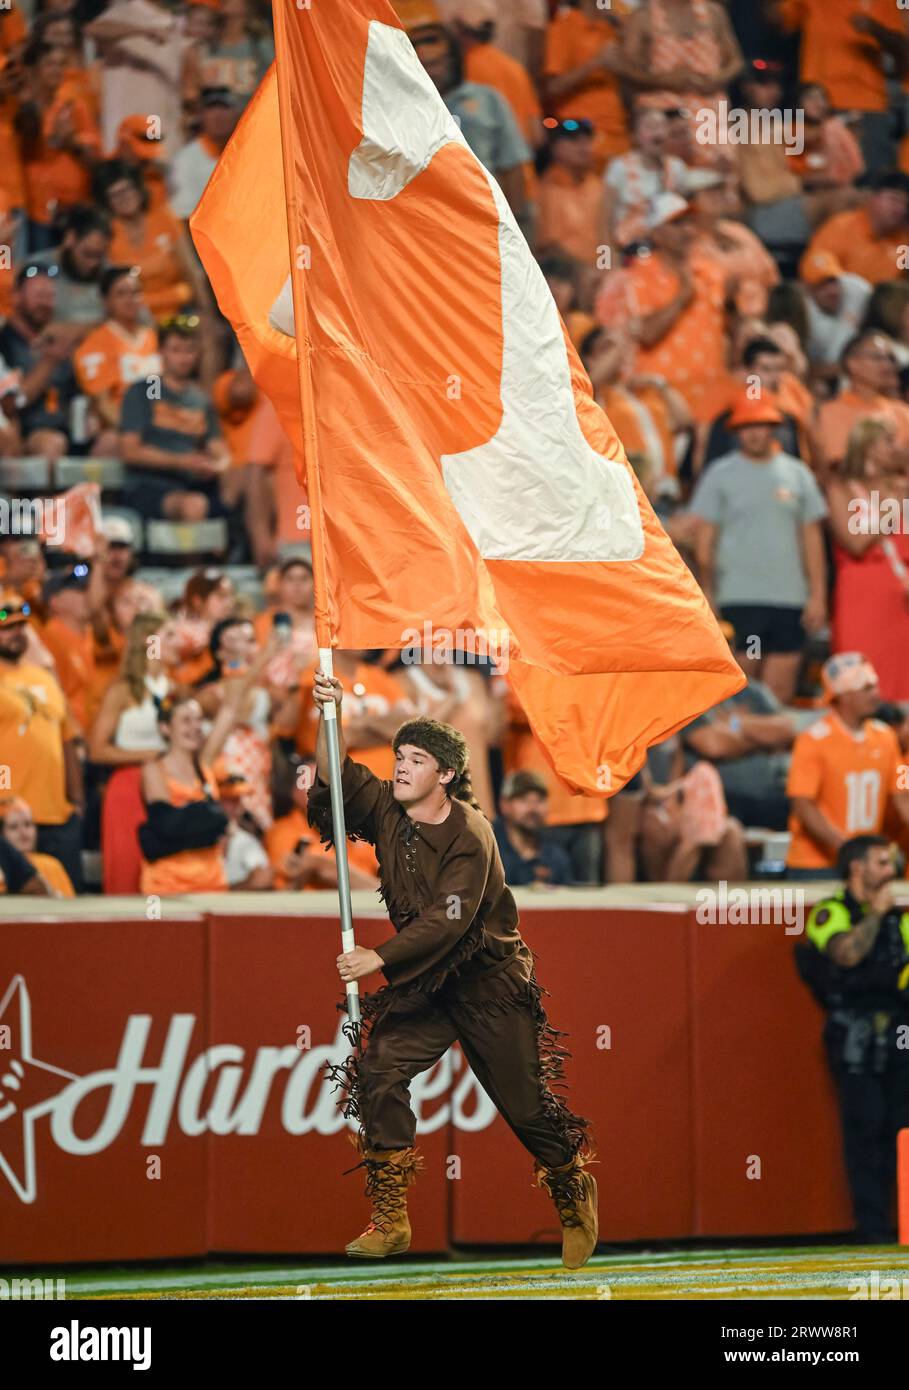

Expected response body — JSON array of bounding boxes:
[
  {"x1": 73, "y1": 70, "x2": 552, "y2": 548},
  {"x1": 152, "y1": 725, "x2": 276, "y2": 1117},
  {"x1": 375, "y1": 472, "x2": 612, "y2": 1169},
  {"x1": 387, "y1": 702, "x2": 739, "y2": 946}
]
[{"x1": 271, "y1": 19, "x2": 644, "y2": 565}]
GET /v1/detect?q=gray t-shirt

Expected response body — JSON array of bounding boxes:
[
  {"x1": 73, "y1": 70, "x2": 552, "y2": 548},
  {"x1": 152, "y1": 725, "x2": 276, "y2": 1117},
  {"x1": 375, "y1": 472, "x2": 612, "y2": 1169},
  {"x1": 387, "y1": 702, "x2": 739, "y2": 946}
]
[
  {"x1": 805, "y1": 273, "x2": 871, "y2": 365},
  {"x1": 446, "y1": 81, "x2": 530, "y2": 175},
  {"x1": 689, "y1": 449, "x2": 827, "y2": 607}
]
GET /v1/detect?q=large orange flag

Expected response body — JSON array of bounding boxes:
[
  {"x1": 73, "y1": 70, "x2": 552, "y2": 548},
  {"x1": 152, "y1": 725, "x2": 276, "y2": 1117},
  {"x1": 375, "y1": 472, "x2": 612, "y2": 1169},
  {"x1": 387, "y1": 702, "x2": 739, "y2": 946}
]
[{"x1": 191, "y1": 0, "x2": 744, "y2": 796}]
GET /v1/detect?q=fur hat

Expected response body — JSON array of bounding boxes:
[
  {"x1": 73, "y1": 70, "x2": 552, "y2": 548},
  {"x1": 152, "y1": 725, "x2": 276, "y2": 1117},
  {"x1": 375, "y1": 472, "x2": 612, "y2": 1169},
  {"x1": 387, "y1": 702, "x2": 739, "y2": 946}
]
[{"x1": 393, "y1": 716, "x2": 468, "y2": 778}]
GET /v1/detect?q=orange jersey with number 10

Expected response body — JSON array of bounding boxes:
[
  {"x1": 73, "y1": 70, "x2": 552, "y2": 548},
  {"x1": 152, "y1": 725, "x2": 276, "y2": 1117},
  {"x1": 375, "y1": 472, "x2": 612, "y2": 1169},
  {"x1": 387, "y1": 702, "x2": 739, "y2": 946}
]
[{"x1": 786, "y1": 715, "x2": 902, "y2": 869}]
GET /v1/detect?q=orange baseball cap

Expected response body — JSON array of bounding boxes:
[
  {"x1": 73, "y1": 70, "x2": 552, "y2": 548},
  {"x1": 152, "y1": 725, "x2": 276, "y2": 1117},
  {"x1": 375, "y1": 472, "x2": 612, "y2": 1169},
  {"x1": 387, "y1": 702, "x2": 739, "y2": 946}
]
[
  {"x1": 799, "y1": 249, "x2": 844, "y2": 286},
  {"x1": 393, "y1": 0, "x2": 443, "y2": 32},
  {"x1": 117, "y1": 114, "x2": 168, "y2": 162},
  {"x1": 726, "y1": 394, "x2": 784, "y2": 429}
]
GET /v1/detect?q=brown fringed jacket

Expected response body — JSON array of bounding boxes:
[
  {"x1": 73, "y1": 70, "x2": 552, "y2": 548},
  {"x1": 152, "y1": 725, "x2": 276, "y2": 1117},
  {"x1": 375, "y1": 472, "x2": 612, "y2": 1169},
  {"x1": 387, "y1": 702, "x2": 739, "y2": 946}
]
[{"x1": 307, "y1": 754, "x2": 534, "y2": 998}]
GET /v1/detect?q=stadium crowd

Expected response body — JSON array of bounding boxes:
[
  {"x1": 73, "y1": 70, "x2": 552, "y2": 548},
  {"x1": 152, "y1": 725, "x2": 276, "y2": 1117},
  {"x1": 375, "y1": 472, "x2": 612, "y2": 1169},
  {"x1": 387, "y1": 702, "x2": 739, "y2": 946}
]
[{"x1": 4, "y1": 0, "x2": 909, "y2": 896}]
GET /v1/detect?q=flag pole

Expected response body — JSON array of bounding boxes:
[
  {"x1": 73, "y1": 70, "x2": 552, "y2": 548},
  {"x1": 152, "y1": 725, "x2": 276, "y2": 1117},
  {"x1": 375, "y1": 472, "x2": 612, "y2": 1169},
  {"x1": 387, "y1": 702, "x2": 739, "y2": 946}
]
[
  {"x1": 271, "y1": 0, "x2": 360, "y2": 1028},
  {"x1": 317, "y1": 649, "x2": 361, "y2": 1027}
]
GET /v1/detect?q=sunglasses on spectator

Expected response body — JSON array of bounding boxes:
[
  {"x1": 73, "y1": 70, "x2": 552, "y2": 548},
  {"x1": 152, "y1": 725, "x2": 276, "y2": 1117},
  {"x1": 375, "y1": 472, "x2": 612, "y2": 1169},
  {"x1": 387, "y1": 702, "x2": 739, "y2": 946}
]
[
  {"x1": 159, "y1": 313, "x2": 200, "y2": 331},
  {"x1": 20, "y1": 263, "x2": 59, "y2": 280},
  {"x1": 0, "y1": 600, "x2": 31, "y2": 624},
  {"x1": 543, "y1": 118, "x2": 594, "y2": 137}
]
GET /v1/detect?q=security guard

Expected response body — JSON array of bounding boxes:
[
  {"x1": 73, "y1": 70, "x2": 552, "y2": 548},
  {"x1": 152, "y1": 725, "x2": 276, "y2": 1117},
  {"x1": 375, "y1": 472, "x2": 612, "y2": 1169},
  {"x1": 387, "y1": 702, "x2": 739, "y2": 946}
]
[{"x1": 795, "y1": 834, "x2": 909, "y2": 1243}]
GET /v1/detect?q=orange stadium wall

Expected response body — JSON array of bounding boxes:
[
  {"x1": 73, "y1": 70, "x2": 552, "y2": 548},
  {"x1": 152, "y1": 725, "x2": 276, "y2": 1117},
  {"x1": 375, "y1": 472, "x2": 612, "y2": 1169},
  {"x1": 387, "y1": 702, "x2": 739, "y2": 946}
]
[{"x1": 0, "y1": 897, "x2": 854, "y2": 1264}]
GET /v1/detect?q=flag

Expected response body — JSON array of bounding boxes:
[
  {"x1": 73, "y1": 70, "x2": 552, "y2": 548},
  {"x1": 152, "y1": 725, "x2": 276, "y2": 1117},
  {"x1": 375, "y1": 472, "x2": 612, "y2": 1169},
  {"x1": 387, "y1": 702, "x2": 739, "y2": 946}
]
[{"x1": 191, "y1": 0, "x2": 744, "y2": 795}]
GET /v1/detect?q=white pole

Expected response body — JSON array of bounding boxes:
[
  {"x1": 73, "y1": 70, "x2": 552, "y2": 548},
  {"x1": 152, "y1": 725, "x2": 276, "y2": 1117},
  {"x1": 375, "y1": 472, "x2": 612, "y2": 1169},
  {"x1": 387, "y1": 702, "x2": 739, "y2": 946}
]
[{"x1": 318, "y1": 647, "x2": 361, "y2": 1027}]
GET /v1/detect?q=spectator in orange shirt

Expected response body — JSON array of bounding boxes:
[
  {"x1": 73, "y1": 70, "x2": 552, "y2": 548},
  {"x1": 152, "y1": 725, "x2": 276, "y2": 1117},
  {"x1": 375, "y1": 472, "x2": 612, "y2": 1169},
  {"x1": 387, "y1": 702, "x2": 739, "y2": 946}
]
[
  {"x1": 690, "y1": 169, "x2": 781, "y2": 319},
  {"x1": 253, "y1": 555, "x2": 316, "y2": 685},
  {"x1": 0, "y1": 795, "x2": 75, "y2": 897},
  {"x1": 536, "y1": 117, "x2": 603, "y2": 267},
  {"x1": 16, "y1": 40, "x2": 102, "y2": 251},
  {"x1": 0, "y1": 594, "x2": 84, "y2": 889},
  {"x1": 697, "y1": 335, "x2": 813, "y2": 472},
  {"x1": 816, "y1": 331, "x2": 909, "y2": 472},
  {"x1": 73, "y1": 265, "x2": 161, "y2": 453},
  {"x1": 594, "y1": 192, "x2": 729, "y2": 424},
  {"x1": 803, "y1": 171, "x2": 909, "y2": 287},
  {"x1": 170, "y1": 567, "x2": 237, "y2": 686},
  {"x1": 34, "y1": 8, "x2": 101, "y2": 126},
  {"x1": 40, "y1": 561, "x2": 96, "y2": 736},
  {"x1": 788, "y1": 82, "x2": 865, "y2": 225},
  {"x1": 776, "y1": 0, "x2": 904, "y2": 175},
  {"x1": 275, "y1": 651, "x2": 415, "y2": 782},
  {"x1": 615, "y1": 0, "x2": 743, "y2": 166},
  {"x1": 266, "y1": 754, "x2": 380, "y2": 891},
  {"x1": 97, "y1": 159, "x2": 213, "y2": 322},
  {"x1": 786, "y1": 653, "x2": 909, "y2": 879},
  {"x1": 542, "y1": 0, "x2": 630, "y2": 168},
  {"x1": 113, "y1": 114, "x2": 169, "y2": 211}
]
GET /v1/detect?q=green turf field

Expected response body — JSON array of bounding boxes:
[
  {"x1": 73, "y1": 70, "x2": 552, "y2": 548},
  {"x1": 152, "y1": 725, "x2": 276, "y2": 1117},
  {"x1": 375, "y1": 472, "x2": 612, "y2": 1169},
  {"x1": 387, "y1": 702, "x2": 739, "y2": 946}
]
[{"x1": 29, "y1": 1246, "x2": 908, "y2": 1300}]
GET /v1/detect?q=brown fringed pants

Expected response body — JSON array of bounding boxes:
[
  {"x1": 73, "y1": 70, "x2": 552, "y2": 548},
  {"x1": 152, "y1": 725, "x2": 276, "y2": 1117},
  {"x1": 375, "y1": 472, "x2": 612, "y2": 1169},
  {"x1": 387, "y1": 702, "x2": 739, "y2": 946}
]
[{"x1": 346, "y1": 962, "x2": 591, "y2": 1169}]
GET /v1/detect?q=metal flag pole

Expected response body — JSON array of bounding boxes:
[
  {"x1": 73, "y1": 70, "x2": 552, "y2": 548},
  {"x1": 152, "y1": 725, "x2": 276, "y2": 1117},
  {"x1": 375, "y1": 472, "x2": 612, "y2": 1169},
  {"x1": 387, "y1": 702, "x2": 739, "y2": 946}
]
[{"x1": 317, "y1": 647, "x2": 361, "y2": 1028}]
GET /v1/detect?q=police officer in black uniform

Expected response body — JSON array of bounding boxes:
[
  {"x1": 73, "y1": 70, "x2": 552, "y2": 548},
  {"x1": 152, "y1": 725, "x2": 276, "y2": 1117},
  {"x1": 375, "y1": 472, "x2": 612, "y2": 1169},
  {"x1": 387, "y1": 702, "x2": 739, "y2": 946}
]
[{"x1": 796, "y1": 835, "x2": 909, "y2": 1243}]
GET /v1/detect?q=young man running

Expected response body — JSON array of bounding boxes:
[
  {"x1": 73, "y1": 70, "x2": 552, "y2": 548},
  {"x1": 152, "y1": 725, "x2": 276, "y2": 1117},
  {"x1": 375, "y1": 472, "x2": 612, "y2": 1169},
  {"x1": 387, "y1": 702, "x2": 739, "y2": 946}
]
[{"x1": 309, "y1": 667, "x2": 597, "y2": 1267}]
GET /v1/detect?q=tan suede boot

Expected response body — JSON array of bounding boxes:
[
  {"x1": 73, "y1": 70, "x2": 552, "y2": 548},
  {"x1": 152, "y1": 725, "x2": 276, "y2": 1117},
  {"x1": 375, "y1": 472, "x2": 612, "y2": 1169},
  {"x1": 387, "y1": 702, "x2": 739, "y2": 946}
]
[
  {"x1": 535, "y1": 1152, "x2": 599, "y2": 1270},
  {"x1": 345, "y1": 1138, "x2": 424, "y2": 1258}
]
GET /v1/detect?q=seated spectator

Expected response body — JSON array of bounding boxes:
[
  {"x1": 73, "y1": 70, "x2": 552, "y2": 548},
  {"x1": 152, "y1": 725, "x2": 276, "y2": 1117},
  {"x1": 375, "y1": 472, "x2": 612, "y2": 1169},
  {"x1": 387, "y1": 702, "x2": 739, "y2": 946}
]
[
  {"x1": 733, "y1": 60, "x2": 809, "y2": 249},
  {"x1": 0, "y1": 262, "x2": 82, "y2": 462},
  {"x1": 601, "y1": 106, "x2": 691, "y2": 256},
  {"x1": 217, "y1": 772, "x2": 273, "y2": 890},
  {"x1": 171, "y1": 567, "x2": 237, "y2": 684},
  {"x1": 275, "y1": 649, "x2": 415, "y2": 782},
  {"x1": 168, "y1": 86, "x2": 242, "y2": 219},
  {"x1": 0, "y1": 832, "x2": 53, "y2": 896},
  {"x1": 73, "y1": 265, "x2": 161, "y2": 453},
  {"x1": 88, "y1": 609, "x2": 180, "y2": 894},
  {"x1": 139, "y1": 686, "x2": 246, "y2": 896},
  {"x1": 16, "y1": 39, "x2": 102, "y2": 251},
  {"x1": 786, "y1": 653, "x2": 909, "y2": 880},
  {"x1": 32, "y1": 9, "x2": 101, "y2": 127},
  {"x1": 0, "y1": 795, "x2": 74, "y2": 896},
  {"x1": 862, "y1": 279, "x2": 909, "y2": 370},
  {"x1": 113, "y1": 113, "x2": 169, "y2": 212},
  {"x1": 799, "y1": 249, "x2": 872, "y2": 378},
  {"x1": 266, "y1": 753, "x2": 379, "y2": 890},
  {"x1": 40, "y1": 560, "x2": 94, "y2": 735},
  {"x1": 0, "y1": 594, "x2": 83, "y2": 890},
  {"x1": 96, "y1": 160, "x2": 213, "y2": 322},
  {"x1": 87, "y1": 572, "x2": 160, "y2": 725},
  {"x1": 536, "y1": 117, "x2": 602, "y2": 266},
  {"x1": 803, "y1": 171, "x2": 909, "y2": 287},
  {"x1": 595, "y1": 193, "x2": 728, "y2": 425},
  {"x1": 690, "y1": 393, "x2": 828, "y2": 703},
  {"x1": 195, "y1": 616, "x2": 276, "y2": 829},
  {"x1": 410, "y1": 19, "x2": 529, "y2": 220},
  {"x1": 776, "y1": 0, "x2": 902, "y2": 177},
  {"x1": 118, "y1": 316, "x2": 231, "y2": 522},
  {"x1": 27, "y1": 203, "x2": 111, "y2": 325},
  {"x1": 690, "y1": 169, "x2": 780, "y2": 319},
  {"x1": 493, "y1": 769, "x2": 572, "y2": 887},
  {"x1": 680, "y1": 653, "x2": 797, "y2": 832},
  {"x1": 254, "y1": 555, "x2": 316, "y2": 689},
  {"x1": 0, "y1": 532, "x2": 46, "y2": 610},
  {"x1": 788, "y1": 82, "x2": 864, "y2": 223},
  {"x1": 816, "y1": 330, "x2": 909, "y2": 472},
  {"x1": 581, "y1": 323, "x2": 689, "y2": 501},
  {"x1": 824, "y1": 419, "x2": 909, "y2": 701},
  {"x1": 503, "y1": 682, "x2": 607, "y2": 884},
  {"x1": 538, "y1": 251, "x2": 594, "y2": 350},
  {"x1": 639, "y1": 740, "x2": 747, "y2": 883},
  {"x1": 615, "y1": 0, "x2": 743, "y2": 167},
  {"x1": 542, "y1": 0, "x2": 629, "y2": 168}
]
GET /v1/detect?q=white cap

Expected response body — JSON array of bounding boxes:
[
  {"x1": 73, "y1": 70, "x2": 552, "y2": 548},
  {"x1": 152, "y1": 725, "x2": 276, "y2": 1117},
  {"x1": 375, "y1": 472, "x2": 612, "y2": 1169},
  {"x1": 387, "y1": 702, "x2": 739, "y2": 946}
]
[
  {"x1": 647, "y1": 192, "x2": 691, "y2": 230},
  {"x1": 102, "y1": 515, "x2": 135, "y2": 545},
  {"x1": 680, "y1": 167, "x2": 725, "y2": 194}
]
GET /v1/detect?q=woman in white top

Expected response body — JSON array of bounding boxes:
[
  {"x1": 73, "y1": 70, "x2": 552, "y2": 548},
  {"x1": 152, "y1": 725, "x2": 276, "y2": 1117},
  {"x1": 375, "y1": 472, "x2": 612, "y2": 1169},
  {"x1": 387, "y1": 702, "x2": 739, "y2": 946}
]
[{"x1": 89, "y1": 611, "x2": 183, "y2": 893}]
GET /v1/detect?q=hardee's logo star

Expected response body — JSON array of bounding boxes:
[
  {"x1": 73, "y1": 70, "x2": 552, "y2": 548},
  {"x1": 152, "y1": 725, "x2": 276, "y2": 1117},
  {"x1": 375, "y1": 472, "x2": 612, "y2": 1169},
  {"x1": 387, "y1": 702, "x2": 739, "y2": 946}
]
[{"x1": 0, "y1": 975, "x2": 80, "y2": 1203}]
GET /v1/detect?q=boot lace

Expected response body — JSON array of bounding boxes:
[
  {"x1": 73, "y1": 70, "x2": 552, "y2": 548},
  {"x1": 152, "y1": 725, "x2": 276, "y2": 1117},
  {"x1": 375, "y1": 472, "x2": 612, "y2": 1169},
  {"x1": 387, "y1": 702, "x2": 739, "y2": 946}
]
[
  {"x1": 539, "y1": 1166, "x2": 588, "y2": 1229},
  {"x1": 363, "y1": 1160, "x2": 409, "y2": 1235}
]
